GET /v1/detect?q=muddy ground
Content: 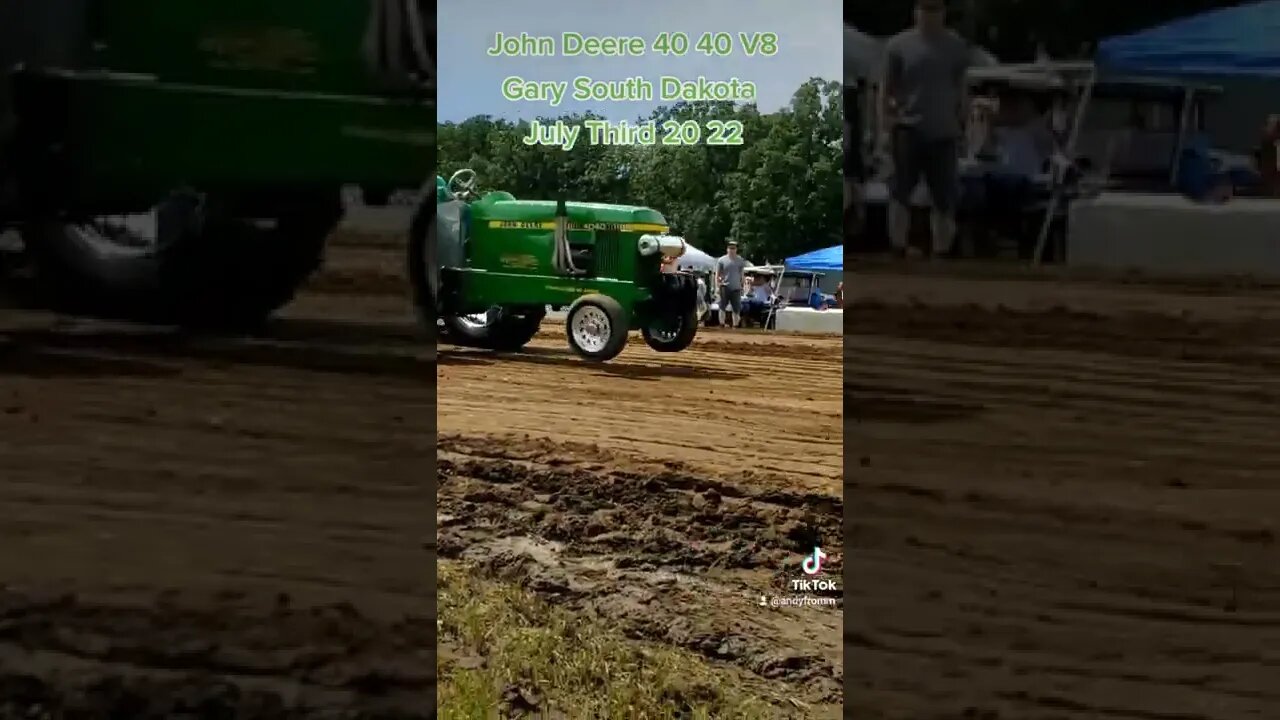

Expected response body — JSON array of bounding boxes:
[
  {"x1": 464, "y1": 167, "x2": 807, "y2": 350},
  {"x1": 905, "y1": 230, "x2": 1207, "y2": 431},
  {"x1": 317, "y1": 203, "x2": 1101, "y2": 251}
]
[
  {"x1": 847, "y1": 266, "x2": 1280, "y2": 720},
  {"x1": 436, "y1": 320, "x2": 844, "y2": 714},
  {"x1": 0, "y1": 224, "x2": 435, "y2": 718},
  {"x1": 1, "y1": 218, "x2": 845, "y2": 718},
  {"x1": 19, "y1": 216, "x2": 1274, "y2": 717}
]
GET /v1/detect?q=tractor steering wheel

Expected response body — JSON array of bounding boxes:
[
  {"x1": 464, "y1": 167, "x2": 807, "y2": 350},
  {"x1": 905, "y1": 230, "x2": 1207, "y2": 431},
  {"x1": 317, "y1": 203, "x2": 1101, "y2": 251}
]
[{"x1": 448, "y1": 168, "x2": 479, "y2": 199}]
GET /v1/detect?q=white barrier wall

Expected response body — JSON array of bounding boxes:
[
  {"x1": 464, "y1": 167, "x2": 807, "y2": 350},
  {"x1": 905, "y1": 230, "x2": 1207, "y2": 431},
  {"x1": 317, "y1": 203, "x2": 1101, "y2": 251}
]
[
  {"x1": 775, "y1": 308, "x2": 843, "y2": 334},
  {"x1": 1068, "y1": 193, "x2": 1280, "y2": 279}
]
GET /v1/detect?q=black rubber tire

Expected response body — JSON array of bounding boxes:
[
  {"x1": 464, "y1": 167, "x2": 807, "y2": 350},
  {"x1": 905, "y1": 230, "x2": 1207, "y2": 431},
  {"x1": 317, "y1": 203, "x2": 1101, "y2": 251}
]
[
  {"x1": 21, "y1": 189, "x2": 342, "y2": 331},
  {"x1": 641, "y1": 307, "x2": 698, "y2": 352},
  {"x1": 409, "y1": 193, "x2": 544, "y2": 352},
  {"x1": 443, "y1": 308, "x2": 545, "y2": 351},
  {"x1": 407, "y1": 196, "x2": 436, "y2": 338},
  {"x1": 565, "y1": 293, "x2": 629, "y2": 362}
]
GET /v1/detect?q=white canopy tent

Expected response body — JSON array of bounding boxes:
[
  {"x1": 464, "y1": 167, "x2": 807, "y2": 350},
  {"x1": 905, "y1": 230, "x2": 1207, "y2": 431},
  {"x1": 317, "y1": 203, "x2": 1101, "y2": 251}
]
[
  {"x1": 675, "y1": 241, "x2": 717, "y2": 272},
  {"x1": 845, "y1": 24, "x2": 999, "y2": 84},
  {"x1": 845, "y1": 25, "x2": 883, "y2": 82},
  {"x1": 971, "y1": 45, "x2": 1001, "y2": 70}
]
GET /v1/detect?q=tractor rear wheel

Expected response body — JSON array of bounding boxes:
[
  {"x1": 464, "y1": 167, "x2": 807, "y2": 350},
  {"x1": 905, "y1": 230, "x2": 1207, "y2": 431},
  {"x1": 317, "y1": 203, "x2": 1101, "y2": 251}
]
[
  {"x1": 408, "y1": 194, "x2": 542, "y2": 351},
  {"x1": 566, "y1": 294, "x2": 628, "y2": 362},
  {"x1": 407, "y1": 196, "x2": 436, "y2": 337},
  {"x1": 443, "y1": 307, "x2": 544, "y2": 351},
  {"x1": 21, "y1": 189, "x2": 342, "y2": 330}
]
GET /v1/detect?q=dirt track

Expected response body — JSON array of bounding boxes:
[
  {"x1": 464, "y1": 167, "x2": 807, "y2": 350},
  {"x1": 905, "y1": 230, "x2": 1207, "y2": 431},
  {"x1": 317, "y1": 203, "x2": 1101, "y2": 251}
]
[
  {"x1": 2, "y1": 223, "x2": 845, "y2": 717},
  {"x1": 0, "y1": 230, "x2": 434, "y2": 718},
  {"x1": 437, "y1": 323, "x2": 845, "y2": 714},
  {"x1": 848, "y1": 269, "x2": 1280, "y2": 720},
  {"x1": 18, "y1": 219, "x2": 1275, "y2": 717}
]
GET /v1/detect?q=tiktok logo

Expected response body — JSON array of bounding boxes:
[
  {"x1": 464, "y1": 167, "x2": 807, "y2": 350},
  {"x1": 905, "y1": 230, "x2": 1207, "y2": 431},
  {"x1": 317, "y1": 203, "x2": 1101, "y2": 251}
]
[{"x1": 802, "y1": 546, "x2": 827, "y2": 576}]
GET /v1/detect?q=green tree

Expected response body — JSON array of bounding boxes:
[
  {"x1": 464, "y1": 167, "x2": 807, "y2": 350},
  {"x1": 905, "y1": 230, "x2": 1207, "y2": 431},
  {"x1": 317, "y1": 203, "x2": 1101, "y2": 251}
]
[
  {"x1": 627, "y1": 101, "x2": 757, "y2": 254},
  {"x1": 729, "y1": 79, "x2": 844, "y2": 262}
]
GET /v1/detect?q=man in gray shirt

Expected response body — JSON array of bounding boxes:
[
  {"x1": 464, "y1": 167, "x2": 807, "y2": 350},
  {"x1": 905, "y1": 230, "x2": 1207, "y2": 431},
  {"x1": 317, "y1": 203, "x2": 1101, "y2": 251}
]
[
  {"x1": 715, "y1": 241, "x2": 747, "y2": 328},
  {"x1": 879, "y1": 0, "x2": 970, "y2": 258}
]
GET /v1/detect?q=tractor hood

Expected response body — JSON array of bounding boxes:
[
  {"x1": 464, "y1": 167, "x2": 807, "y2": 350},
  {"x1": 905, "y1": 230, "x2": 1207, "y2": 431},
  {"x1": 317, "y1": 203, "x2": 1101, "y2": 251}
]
[{"x1": 471, "y1": 195, "x2": 668, "y2": 231}]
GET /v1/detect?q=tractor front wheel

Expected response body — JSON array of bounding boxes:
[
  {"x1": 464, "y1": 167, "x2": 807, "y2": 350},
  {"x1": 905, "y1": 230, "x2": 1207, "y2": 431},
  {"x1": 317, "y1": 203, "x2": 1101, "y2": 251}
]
[
  {"x1": 565, "y1": 294, "x2": 628, "y2": 362},
  {"x1": 641, "y1": 307, "x2": 698, "y2": 353}
]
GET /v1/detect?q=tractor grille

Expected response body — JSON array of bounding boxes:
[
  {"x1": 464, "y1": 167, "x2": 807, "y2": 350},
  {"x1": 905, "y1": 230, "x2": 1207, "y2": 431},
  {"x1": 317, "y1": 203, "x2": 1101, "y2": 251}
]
[{"x1": 594, "y1": 231, "x2": 620, "y2": 278}]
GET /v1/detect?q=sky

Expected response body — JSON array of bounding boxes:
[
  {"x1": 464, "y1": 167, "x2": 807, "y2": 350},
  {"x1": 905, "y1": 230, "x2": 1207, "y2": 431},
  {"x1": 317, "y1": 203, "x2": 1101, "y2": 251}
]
[{"x1": 437, "y1": 0, "x2": 842, "y2": 123}]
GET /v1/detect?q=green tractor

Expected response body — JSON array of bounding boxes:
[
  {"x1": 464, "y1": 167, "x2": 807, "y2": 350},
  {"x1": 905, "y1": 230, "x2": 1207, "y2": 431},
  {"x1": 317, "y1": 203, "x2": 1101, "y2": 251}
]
[
  {"x1": 1, "y1": 1, "x2": 432, "y2": 328},
  {"x1": 411, "y1": 169, "x2": 702, "y2": 362}
]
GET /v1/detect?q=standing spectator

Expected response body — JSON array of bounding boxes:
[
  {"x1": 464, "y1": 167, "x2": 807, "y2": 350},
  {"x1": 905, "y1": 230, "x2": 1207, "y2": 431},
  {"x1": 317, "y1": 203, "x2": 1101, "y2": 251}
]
[
  {"x1": 1258, "y1": 114, "x2": 1280, "y2": 196},
  {"x1": 879, "y1": 0, "x2": 971, "y2": 259},
  {"x1": 714, "y1": 241, "x2": 747, "y2": 328}
]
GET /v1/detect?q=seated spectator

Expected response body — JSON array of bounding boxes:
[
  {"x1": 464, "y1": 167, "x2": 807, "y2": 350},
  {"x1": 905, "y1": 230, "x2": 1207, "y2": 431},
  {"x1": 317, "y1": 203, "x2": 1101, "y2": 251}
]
[
  {"x1": 741, "y1": 275, "x2": 776, "y2": 326},
  {"x1": 1179, "y1": 133, "x2": 1232, "y2": 203},
  {"x1": 993, "y1": 95, "x2": 1054, "y2": 178},
  {"x1": 980, "y1": 96, "x2": 1055, "y2": 233},
  {"x1": 809, "y1": 288, "x2": 827, "y2": 310},
  {"x1": 749, "y1": 277, "x2": 773, "y2": 304}
]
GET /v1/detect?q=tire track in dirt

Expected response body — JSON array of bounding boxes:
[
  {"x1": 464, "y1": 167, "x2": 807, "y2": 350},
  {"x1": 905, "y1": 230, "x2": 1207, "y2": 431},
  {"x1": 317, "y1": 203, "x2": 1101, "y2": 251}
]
[
  {"x1": 0, "y1": 590, "x2": 431, "y2": 719},
  {"x1": 437, "y1": 327, "x2": 842, "y2": 493},
  {"x1": 848, "y1": 301, "x2": 1280, "y2": 370},
  {"x1": 847, "y1": 280, "x2": 1280, "y2": 720},
  {"x1": 436, "y1": 325, "x2": 844, "y2": 711},
  {"x1": 1, "y1": 290, "x2": 434, "y2": 717},
  {"x1": 437, "y1": 434, "x2": 843, "y2": 709}
]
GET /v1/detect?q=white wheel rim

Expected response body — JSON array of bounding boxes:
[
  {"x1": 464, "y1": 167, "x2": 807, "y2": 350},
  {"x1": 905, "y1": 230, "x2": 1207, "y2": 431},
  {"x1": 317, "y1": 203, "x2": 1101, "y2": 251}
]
[
  {"x1": 456, "y1": 308, "x2": 500, "y2": 329},
  {"x1": 571, "y1": 306, "x2": 612, "y2": 353},
  {"x1": 651, "y1": 311, "x2": 687, "y2": 342}
]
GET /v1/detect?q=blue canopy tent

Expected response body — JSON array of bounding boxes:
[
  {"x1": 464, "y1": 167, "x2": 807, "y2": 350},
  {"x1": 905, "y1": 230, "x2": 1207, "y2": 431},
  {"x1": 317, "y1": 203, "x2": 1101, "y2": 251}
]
[
  {"x1": 1031, "y1": 2, "x2": 1280, "y2": 264},
  {"x1": 1092, "y1": 1, "x2": 1278, "y2": 195},
  {"x1": 1097, "y1": 1, "x2": 1280, "y2": 78},
  {"x1": 761, "y1": 245, "x2": 843, "y2": 326},
  {"x1": 784, "y1": 244, "x2": 843, "y2": 272}
]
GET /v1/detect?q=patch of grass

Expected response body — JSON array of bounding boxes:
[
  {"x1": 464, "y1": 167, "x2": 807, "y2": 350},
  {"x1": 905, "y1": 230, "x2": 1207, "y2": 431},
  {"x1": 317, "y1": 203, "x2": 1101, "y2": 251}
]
[{"x1": 437, "y1": 561, "x2": 778, "y2": 719}]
